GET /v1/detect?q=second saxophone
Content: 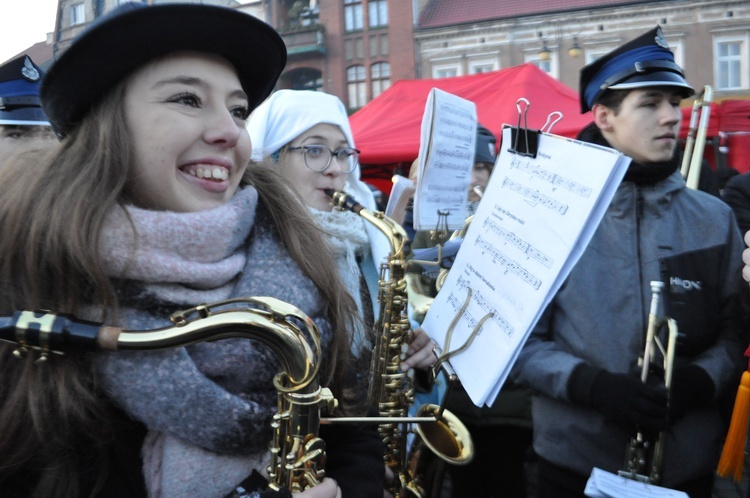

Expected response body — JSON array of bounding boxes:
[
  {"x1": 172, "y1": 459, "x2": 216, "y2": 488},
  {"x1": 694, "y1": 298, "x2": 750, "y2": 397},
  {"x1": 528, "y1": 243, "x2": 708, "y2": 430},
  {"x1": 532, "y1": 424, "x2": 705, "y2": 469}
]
[{"x1": 326, "y1": 189, "x2": 473, "y2": 498}]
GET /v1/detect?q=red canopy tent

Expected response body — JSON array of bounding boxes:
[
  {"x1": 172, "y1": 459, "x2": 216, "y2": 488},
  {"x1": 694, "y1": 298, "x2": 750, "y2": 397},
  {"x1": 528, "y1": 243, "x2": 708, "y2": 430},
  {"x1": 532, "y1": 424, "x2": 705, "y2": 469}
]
[
  {"x1": 349, "y1": 63, "x2": 593, "y2": 193},
  {"x1": 719, "y1": 100, "x2": 750, "y2": 172},
  {"x1": 679, "y1": 99, "x2": 750, "y2": 173},
  {"x1": 679, "y1": 102, "x2": 721, "y2": 138}
]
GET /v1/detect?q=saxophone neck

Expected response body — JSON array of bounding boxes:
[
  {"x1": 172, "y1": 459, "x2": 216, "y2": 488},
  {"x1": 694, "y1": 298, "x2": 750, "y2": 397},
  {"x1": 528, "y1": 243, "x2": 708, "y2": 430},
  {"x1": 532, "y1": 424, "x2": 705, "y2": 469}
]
[
  {"x1": 1, "y1": 298, "x2": 321, "y2": 390},
  {"x1": 325, "y1": 189, "x2": 410, "y2": 260}
]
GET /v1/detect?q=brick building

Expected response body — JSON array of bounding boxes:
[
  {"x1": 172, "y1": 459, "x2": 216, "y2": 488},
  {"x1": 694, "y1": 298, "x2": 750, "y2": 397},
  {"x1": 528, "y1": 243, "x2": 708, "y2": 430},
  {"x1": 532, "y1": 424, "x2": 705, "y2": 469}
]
[{"x1": 46, "y1": 0, "x2": 750, "y2": 110}]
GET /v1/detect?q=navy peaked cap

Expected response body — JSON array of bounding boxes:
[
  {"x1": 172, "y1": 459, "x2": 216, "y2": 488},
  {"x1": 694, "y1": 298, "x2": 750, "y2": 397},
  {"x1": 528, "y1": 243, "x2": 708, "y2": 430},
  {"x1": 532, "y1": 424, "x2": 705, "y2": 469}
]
[
  {"x1": 0, "y1": 55, "x2": 50, "y2": 126},
  {"x1": 579, "y1": 26, "x2": 694, "y2": 113}
]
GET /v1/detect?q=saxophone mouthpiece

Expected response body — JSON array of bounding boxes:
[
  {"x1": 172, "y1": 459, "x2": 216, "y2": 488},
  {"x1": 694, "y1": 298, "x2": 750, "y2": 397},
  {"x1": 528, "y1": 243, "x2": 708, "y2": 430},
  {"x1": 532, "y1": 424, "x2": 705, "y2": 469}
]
[{"x1": 325, "y1": 189, "x2": 363, "y2": 214}]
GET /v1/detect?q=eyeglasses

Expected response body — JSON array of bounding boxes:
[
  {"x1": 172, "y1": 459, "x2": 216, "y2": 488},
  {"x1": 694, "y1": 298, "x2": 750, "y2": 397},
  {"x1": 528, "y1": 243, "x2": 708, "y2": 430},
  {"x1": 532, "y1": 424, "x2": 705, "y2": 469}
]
[{"x1": 286, "y1": 145, "x2": 360, "y2": 173}]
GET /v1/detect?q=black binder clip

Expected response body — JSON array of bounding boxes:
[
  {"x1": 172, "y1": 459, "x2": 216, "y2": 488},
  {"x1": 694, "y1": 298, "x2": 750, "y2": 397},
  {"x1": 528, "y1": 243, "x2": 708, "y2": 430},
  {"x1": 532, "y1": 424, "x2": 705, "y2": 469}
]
[{"x1": 508, "y1": 98, "x2": 540, "y2": 159}]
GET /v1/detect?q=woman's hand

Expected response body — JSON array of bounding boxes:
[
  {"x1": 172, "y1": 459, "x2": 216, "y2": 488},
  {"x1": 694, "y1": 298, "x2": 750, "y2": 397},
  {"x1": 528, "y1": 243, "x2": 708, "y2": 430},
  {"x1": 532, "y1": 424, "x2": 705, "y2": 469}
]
[
  {"x1": 400, "y1": 327, "x2": 438, "y2": 371},
  {"x1": 293, "y1": 478, "x2": 341, "y2": 498}
]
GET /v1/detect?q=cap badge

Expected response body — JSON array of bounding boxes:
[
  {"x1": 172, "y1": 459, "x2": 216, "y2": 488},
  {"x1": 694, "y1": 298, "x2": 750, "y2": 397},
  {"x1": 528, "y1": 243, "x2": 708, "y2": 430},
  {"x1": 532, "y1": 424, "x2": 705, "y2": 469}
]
[
  {"x1": 654, "y1": 27, "x2": 669, "y2": 50},
  {"x1": 21, "y1": 56, "x2": 40, "y2": 82}
]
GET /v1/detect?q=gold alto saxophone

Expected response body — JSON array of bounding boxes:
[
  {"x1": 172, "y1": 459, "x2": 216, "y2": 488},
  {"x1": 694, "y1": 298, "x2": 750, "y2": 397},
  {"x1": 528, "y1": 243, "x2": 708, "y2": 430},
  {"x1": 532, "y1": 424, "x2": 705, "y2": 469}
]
[
  {"x1": 326, "y1": 189, "x2": 473, "y2": 498},
  {"x1": 0, "y1": 296, "x2": 336, "y2": 493}
]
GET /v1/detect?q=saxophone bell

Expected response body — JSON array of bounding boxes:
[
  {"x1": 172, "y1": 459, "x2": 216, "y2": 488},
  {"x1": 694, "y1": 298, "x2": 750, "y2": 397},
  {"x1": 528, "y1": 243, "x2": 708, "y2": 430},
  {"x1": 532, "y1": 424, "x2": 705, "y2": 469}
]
[{"x1": 326, "y1": 188, "x2": 474, "y2": 498}]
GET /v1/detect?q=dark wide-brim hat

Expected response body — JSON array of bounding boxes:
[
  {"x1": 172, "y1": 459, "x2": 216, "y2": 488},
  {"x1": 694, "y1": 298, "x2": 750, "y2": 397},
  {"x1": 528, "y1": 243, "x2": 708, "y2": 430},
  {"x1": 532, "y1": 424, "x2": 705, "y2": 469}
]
[
  {"x1": 579, "y1": 26, "x2": 694, "y2": 113},
  {"x1": 41, "y1": 2, "x2": 287, "y2": 137}
]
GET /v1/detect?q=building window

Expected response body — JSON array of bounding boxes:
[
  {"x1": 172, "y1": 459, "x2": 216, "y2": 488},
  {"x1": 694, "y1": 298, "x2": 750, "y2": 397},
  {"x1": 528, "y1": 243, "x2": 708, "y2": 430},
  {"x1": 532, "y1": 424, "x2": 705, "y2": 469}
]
[
  {"x1": 347, "y1": 65, "x2": 367, "y2": 108},
  {"x1": 524, "y1": 52, "x2": 557, "y2": 79},
  {"x1": 470, "y1": 59, "x2": 497, "y2": 74},
  {"x1": 367, "y1": 34, "x2": 388, "y2": 56},
  {"x1": 70, "y1": 3, "x2": 85, "y2": 25},
  {"x1": 715, "y1": 37, "x2": 747, "y2": 90},
  {"x1": 585, "y1": 48, "x2": 614, "y2": 65},
  {"x1": 289, "y1": 68, "x2": 323, "y2": 92},
  {"x1": 432, "y1": 64, "x2": 459, "y2": 78},
  {"x1": 379, "y1": 34, "x2": 389, "y2": 56},
  {"x1": 371, "y1": 62, "x2": 391, "y2": 99},
  {"x1": 368, "y1": 0, "x2": 388, "y2": 28},
  {"x1": 345, "y1": 0, "x2": 363, "y2": 32},
  {"x1": 355, "y1": 37, "x2": 364, "y2": 58}
]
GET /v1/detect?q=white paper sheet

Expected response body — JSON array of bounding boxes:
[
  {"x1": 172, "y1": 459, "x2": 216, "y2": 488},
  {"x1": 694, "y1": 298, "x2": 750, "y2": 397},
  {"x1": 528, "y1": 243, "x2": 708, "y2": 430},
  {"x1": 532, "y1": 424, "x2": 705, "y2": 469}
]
[
  {"x1": 413, "y1": 88, "x2": 477, "y2": 231},
  {"x1": 584, "y1": 468, "x2": 689, "y2": 498},
  {"x1": 384, "y1": 174, "x2": 415, "y2": 224},
  {"x1": 422, "y1": 125, "x2": 630, "y2": 406}
]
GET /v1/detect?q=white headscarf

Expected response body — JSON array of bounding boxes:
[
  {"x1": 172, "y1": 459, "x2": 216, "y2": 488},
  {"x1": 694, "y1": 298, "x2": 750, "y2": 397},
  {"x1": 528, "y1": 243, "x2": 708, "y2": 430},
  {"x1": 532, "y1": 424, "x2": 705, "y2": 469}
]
[{"x1": 246, "y1": 89, "x2": 391, "y2": 270}]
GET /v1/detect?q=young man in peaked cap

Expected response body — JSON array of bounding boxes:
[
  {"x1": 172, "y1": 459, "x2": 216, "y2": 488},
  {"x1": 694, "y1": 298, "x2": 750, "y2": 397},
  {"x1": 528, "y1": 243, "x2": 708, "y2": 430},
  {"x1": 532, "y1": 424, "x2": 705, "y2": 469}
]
[
  {"x1": 0, "y1": 54, "x2": 54, "y2": 161},
  {"x1": 511, "y1": 26, "x2": 746, "y2": 497}
]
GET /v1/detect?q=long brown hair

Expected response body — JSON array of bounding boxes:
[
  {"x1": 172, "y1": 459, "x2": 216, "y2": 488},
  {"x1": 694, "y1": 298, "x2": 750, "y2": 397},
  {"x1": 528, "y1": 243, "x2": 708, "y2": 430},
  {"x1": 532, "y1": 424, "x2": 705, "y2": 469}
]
[{"x1": 0, "y1": 77, "x2": 358, "y2": 496}]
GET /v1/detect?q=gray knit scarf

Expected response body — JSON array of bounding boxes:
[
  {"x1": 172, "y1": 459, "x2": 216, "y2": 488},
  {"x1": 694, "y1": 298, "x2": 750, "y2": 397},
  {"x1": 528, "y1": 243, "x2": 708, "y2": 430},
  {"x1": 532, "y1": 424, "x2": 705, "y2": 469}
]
[
  {"x1": 98, "y1": 189, "x2": 255, "y2": 309},
  {"x1": 92, "y1": 188, "x2": 331, "y2": 498},
  {"x1": 310, "y1": 207, "x2": 369, "y2": 353}
]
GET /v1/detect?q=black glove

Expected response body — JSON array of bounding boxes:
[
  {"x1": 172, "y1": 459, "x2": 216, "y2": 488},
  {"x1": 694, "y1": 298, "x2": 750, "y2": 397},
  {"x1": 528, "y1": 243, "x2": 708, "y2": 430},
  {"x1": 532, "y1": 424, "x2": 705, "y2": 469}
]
[
  {"x1": 569, "y1": 363, "x2": 668, "y2": 432},
  {"x1": 668, "y1": 364, "x2": 714, "y2": 422}
]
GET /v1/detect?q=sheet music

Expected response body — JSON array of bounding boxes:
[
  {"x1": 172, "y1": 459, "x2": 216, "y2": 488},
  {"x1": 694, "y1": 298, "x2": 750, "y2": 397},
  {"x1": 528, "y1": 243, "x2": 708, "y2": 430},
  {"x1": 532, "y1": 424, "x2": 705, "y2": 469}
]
[
  {"x1": 414, "y1": 88, "x2": 477, "y2": 231},
  {"x1": 384, "y1": 174, "x2": 415, "y2": 224},
  {"x1": 584, "y1": 468, "x2": 688, "y2": 498},
  {"x1": 422, "y1": 125, "x2": 630, "y2": 406}
]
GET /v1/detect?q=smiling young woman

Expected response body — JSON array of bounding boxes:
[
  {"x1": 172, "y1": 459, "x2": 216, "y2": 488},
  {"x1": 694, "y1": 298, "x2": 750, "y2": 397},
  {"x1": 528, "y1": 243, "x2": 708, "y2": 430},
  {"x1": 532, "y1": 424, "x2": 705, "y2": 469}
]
[{"x1": 0, "y1": 4, "x2": 382, "y2": 498}]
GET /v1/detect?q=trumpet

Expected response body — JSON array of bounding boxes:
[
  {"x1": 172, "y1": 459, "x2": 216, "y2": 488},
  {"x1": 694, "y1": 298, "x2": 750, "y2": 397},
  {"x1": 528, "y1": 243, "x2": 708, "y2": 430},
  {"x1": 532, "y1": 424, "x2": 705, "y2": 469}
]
[
  {"x1": 680, "y1": 85, "x2": 713, "y2": 190},
  {"x1": 619, "y1": 281, "x2": 678, "y2": 485}
]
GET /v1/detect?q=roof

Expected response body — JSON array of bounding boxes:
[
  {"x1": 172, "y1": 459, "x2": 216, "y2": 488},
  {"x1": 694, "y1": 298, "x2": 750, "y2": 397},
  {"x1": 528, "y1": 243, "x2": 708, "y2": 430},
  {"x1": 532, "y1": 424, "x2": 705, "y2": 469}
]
[
  {"x1": 418, "y1": 0, "x2": 665, "y2": 29},
  {"x1": 349, "y1": 63, "x2": 593, "y2": 165},
  {"x1": 2, "y1": 40, "x2": 54, "y2": 71}
]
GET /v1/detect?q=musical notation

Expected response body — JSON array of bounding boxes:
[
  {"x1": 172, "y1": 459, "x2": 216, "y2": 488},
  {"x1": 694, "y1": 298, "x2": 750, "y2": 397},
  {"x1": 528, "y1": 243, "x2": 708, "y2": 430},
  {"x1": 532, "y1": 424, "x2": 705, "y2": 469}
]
[
  {"x1": 482, "y1": 218, "x2": 554, "y2": 268},
  {"x1": 475, "y1": 235, "x2": 541, "y2": 290},
  {"x1": 501, "y1": 177, "x2": 568, "y2": 215},
  {"x1": 510, "y1": 156, "x2": 593, "y2": 198},
  {"x1": 437, "y1": 129, "x2": 473, "y2": 142},
  {"x1": 414, "y1": 88, "x2": 477, "y2": 231},
  {"x1": 446, "y1": 275, "x2": 514, "y2": 337}
]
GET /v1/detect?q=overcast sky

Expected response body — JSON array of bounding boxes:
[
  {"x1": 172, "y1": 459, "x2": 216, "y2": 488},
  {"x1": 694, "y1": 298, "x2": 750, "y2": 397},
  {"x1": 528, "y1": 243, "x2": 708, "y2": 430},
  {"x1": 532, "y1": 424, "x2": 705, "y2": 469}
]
[{"x1": 0, "y1": 0, "x2": 58, "y2": 63}]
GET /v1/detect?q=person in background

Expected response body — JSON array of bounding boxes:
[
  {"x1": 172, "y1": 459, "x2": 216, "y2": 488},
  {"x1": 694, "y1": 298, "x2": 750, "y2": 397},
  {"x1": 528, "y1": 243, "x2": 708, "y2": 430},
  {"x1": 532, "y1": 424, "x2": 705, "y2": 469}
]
[
  {"x1": 247, "y1": 89, "x2": 448, "y2": 496},
  {"x1": 715, "y1": 166, "x2": 739, "y2": 196},
  {"x1": 466, "y1": 124, "x2": 495, "y2": 215},
  {"x1": 0, "y1": 4, "x2": 384, "y2": 498},
  {"x1": 721, "y1": 169, "x2": 750, "y2": 235},
  {"x1": 0, "y1": 54, "x2": 55, "y2": 160},
  {"x1": 510, "y1": 26, "x2": 745, "y2": 498},
  {"x1": 246, "y1": 89, "x2": 398, "y2": 497},
  {"x1": 247, "y1": 89, "x2": 391, "y2": 365}
]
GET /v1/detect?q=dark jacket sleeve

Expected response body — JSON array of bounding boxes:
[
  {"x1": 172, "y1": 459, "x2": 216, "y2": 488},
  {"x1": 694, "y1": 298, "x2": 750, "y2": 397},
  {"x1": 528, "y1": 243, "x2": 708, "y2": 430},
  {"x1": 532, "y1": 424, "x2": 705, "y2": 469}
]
[
  {"x1": 722, "y1": 172, "x2": 750, "y2": 235},
  {"x1": 319, "y1": 420, "x2": 385, "y2": 498}
]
